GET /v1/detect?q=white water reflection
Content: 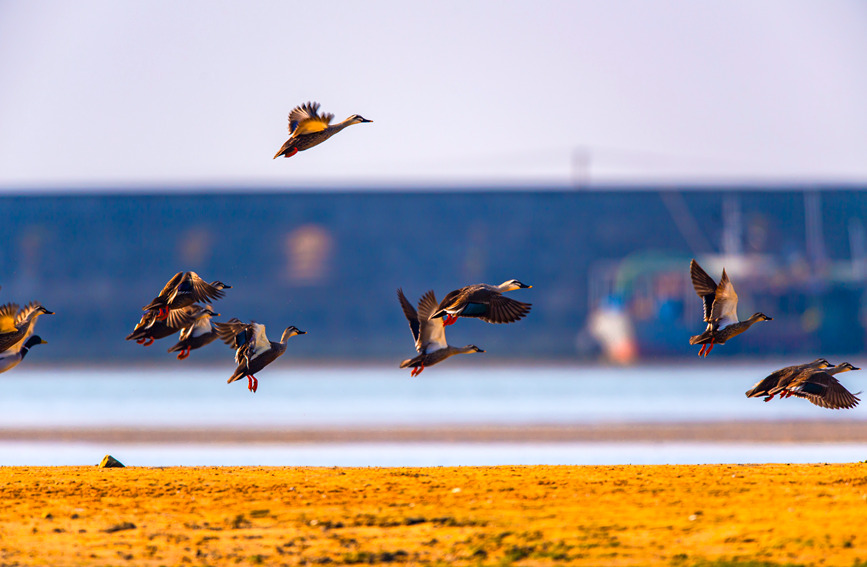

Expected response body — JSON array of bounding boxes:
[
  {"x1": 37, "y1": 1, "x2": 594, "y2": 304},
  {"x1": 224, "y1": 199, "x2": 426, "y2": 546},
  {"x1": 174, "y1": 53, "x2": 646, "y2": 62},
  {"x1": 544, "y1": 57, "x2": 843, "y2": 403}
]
[
  {"x1": 1, "y1": 441, "x2": 865, "y2": 467},
  {"x1": 2, "y1": 363, "x2": 863, "y2": 428}
]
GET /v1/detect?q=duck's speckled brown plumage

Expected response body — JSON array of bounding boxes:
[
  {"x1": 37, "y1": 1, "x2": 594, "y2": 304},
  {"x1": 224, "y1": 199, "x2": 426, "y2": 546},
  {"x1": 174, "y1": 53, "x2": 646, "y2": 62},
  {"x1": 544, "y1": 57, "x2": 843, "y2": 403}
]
[
  {"x1": 397, "y1": 288, "x2": 484, "y2": 375},
  {"x1": 167, "y1": 307, "x2": 220, "y2": 358},
  {"x1": 126, "y1": 305, "x2": 203, "y2": 344},
  {"x1": 0, "y1": 302, "x2": 53, "y2": 354},
  {"x1": 746, "y1": 358, "x2": 832, "y2": 400},
  {"x1": 143, "y1": 272, "x2": 230, "y2": 315},
  {"x1": 429, "y1": 280, "x2": 532, "y2": 325},
  {"x1": 0, "y1": 335, "x2": 46, "y2": 374},
  {"x1": 273, "y1": 101, "x2": 371, "y2": 159},
  {"x1": 214, "y1": 319, "x2": 305, "y2": 391},
  {"x1": 768, "y1": 362, "x2": 861, "y2": 410},
  {"x1": 688, "y1": 259, "x2": 771, "y2": 356}
]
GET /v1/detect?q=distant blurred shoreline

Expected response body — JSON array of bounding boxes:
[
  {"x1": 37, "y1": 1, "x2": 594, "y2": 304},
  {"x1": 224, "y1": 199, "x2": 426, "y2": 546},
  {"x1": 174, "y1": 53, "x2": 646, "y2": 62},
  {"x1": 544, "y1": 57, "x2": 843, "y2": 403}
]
[{"x1": 4, "y1": 420, "x2": 867, "y2": 444}]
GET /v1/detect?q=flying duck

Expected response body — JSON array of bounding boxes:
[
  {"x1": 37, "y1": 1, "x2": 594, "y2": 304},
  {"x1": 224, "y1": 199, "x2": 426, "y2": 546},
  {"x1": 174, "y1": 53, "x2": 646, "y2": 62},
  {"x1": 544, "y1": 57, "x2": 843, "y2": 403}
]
[
  {"x1": 746, "y1": 358, "x2": 833, "y2": 401},
  {"x1": 273, "y1": 101, "x2": 372, "y2": 159},
  {"x1": 126, "y1": 304, "x2": 204, "y2": 346},
  {"x1": 214, "y1": 318, "x2": 306, "y2": 393},
  {"x1": 167, "y1": 306, "x2": 220, "y2": 359},
  {"x1": 429, "y1": 279, "x2": 532, "y2": 326},
  {"x1": 689, "y1": 259, "x2": 771, "y2": 357},
  {"x1": 398, "y1": 288, "x2": 484, "y2": 377},
  {"x1": 0, "y1": 335, "x2": 47, "y2": 374},
  {"x1": 0, "y1": 302, "x2": 54, "y2": 354},
  {"x1": 143, "y1": 271, "x2": 230, "y2": 321},
  {"x1": 767, "y1": 362, "x2": 860, "y2": 409}
]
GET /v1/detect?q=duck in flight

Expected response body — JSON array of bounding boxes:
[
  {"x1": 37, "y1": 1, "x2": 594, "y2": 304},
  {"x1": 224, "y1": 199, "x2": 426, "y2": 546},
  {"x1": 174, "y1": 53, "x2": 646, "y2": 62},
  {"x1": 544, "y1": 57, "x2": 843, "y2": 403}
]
[
  {"x1": 0, "y1": 335, "x2": 47, "y2": 374},
  {"x1": 767, "y1": 362, "x2": 860, "y2": 409},
  {"x1": 429, "y1": 280, "x2": 532, "y2": 327},
  {"x1": 127, "y1": 304, "x2": 205, "y2": 347},
  {"x1": 273, "y1": 101, "x2": 372, "y2": 159},
  {"x1": 214, "y1": 319, "x2": 306, "y2": 393},
  {"x1": 745, "y1": 358, "x2": 832, "y2": 401},
  {"x1": 398, "y1": 288, "x2": 484, "y2": 377},
  {"x1": 689, "y1": 259, "x2": 771, "y2": 357},
  {"x1": 0, "y1": 302, "x2": 54, "y2": 354},
  {"x1": 142, "y1": 271, "x2": 230, "y2": 321},
  {"x1": 167, "y1": 306, "x2": 220, "y2": 360}
]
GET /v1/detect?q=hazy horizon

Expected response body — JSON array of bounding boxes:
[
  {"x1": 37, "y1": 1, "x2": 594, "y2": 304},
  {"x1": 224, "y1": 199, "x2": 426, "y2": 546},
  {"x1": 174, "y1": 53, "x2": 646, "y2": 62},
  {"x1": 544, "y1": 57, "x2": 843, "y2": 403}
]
[{"x1": 1, "y1": 1, "x2": 866, "y2": 189}]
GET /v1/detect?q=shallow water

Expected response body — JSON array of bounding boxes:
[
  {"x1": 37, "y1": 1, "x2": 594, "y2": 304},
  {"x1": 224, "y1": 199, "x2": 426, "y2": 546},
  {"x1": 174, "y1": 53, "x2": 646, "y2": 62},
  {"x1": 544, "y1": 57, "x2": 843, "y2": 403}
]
[
  {"x1": 2, "y1": 363, "x2": 861, "y2": 428},
  {"x1": 2, "y1": 363, "x2": 865, "y2": 465},
  {"x1": 1, "y1": 441, "x2": 866, "y2": 467}
]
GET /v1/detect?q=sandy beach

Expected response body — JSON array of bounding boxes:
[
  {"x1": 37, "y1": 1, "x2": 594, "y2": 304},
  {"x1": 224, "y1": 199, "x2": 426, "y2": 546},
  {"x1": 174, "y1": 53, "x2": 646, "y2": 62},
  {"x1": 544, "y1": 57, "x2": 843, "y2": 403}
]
[{"x1": 2, "y1": 463, "x2": 867, "y2": 566}]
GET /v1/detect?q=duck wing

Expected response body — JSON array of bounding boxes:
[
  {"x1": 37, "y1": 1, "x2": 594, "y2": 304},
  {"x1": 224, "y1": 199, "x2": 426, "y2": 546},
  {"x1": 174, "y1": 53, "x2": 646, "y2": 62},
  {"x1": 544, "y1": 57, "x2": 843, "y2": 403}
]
[
  {"x1": 746, "y1": 360, "x2": 825, "y2": 398},
  {"x1": 416, "y1": 290, "x2": 447, "y2": 353},
  {"x1": 478, "y1": 295, "x2": 532, "y2": 324},
  {"x1": 214, "y1": 318, "x2": 249, "y2": 346},
  {"x1": 790, "y1": 372, "x2": 860, "y2": 409},
  {"x1": 396, "y1": 288, "x2": 423, "y2": 348},
  {"x1": 165, "y1": 304, "x2": 201, "y2": 330},
  {"x1": 709, "y1": 269, "x2": 739, "y2": 328},
  {"x1": 145, "y1": 271, "x2": 185, "y2": 308},
  {"x1": 6, "y1": 302, "x2": 50, "y2": 351},
  {"x1": 0, "y1": 303, "x2": 20, "y2": 335},
  {"x1": 187, "y1": 272, "x2": 228, "y2": 304},
  {"x1": 238, "y1": 323, "x2": 271, "y2": 364},
  {"x1": 431, "y1": 286, "x2": 473, "y2": 319},
  {"x1": 746, "y1": 367, "x2": 790, "y2": 398},
  {"x1": 288, "y1": 102, "x2": 333, "y2": 135},
  {"x1": 689, "y1": 260, "x2": 717, "y2": 322},
  {"x1": 15, "y1": 302, "x2": 43, "y2": 327}
]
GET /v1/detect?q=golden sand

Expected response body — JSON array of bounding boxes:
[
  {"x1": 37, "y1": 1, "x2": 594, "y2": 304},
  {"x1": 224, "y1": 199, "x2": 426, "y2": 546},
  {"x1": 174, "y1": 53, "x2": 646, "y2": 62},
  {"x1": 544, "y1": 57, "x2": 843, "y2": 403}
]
[{"x1": 2, "y1": 464, "x2": 867, "y2": 566}]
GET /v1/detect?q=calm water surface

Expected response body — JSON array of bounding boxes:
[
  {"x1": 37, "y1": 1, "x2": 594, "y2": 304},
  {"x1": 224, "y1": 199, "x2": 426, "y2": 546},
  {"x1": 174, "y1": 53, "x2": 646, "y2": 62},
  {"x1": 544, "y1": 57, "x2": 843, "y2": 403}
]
[
  {"x1": 2, "y1": 363, "x2": 865, "y2": 465},
  {"x1": 3, "y1": 363, "x2": 862, "y2": 427}
]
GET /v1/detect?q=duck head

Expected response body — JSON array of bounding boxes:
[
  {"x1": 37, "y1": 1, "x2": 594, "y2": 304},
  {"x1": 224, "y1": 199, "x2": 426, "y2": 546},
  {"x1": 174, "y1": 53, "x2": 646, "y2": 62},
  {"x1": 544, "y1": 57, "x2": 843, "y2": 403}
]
[
  {"x1": 24, "y1": 335, "x2": 47, "y2": 348},
  {"x1": 809, "y1": 358, "x2": 833, "y2": 369},
  {"x1": 282, "y1": 326, "x2": 307, "y2": 341},
  {"x1": 500, "y1": 279, "x2": 532, "y2": 292}
]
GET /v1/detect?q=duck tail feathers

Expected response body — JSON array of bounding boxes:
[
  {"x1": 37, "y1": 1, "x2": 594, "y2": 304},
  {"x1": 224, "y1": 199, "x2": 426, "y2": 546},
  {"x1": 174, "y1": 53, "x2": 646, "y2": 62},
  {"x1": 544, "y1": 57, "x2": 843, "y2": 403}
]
[{"x1": 688, "y1": 334, "x2": 706, "y2": 345}]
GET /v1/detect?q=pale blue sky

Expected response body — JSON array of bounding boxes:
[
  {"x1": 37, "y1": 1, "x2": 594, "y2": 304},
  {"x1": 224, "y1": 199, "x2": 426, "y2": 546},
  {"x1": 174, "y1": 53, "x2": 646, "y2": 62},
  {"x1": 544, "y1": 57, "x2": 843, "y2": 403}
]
[{"x1": 0, "y1": 1, "x2": 865, "y2": 189}]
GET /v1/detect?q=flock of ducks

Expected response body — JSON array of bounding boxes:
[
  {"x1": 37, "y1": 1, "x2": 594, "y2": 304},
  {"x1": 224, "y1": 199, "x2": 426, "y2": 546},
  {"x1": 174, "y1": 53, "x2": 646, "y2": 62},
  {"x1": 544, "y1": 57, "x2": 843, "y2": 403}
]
[
  {"x1": 0, "y1": 102, "x2": 860, "y2": 410},
  {"x1": 689, "y1": 259, "x2": 861, "y2": 409},
  {"x1": 123, "y1": 271, "x2": 308, "y2": 393},
  {"x1": 118, "y1": 266, "x2": 536, "y2": 390},
  {"x1": 124, "y1": 274, "x2": 534, "y2": 389}
]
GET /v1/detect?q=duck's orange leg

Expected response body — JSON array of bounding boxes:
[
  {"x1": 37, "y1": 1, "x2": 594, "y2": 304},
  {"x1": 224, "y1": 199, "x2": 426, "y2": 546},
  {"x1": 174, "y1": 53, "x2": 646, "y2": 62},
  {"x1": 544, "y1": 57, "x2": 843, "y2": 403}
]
[
  {"x1": 284, "y1": 147, "x2": 298, "y2": 158},
  {"x1": 443, "y1": 314, "x2": 458, "y2": 326},
  {"x1": 142, "y1": 337, "x2": 154, "y2": 346},
  {"x1": 247, "y1": 375, "x2": 258, "y2": 393},
  {"x1": 698, "y1": 343, "x2": 707, "y2": 357},
  {"x1": 177, "y1": 347, "x2": 190, "y2": 360},
  {"x1": 136, "y1": 338, "x2": 146, "y2": 344},
  {"x1": 764, "y1": 394, "x2": 775, "y2": 402},
  {"x1": 702, "y1": 339, "x2": 715, "y2": 357},
  {"x1": 411, "y1": 365, "x2": 425, "y2": 377},
  {"x1": 156, "y1": 306, "x2": 169, "y2": 321}
]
